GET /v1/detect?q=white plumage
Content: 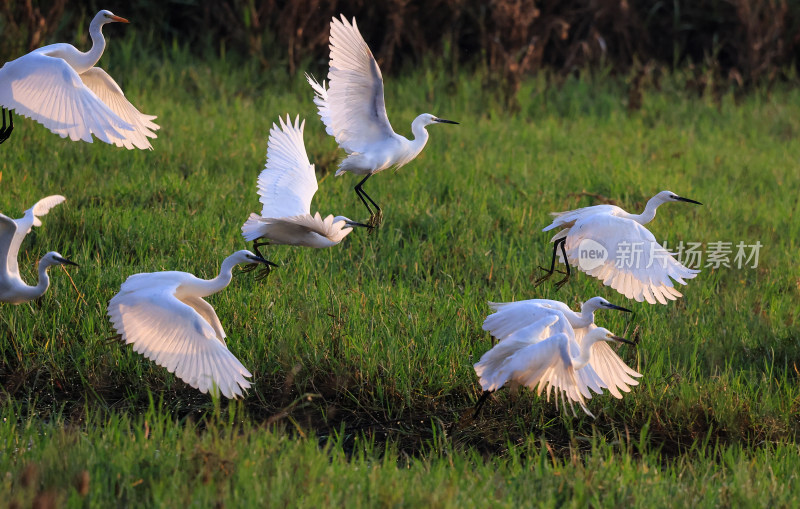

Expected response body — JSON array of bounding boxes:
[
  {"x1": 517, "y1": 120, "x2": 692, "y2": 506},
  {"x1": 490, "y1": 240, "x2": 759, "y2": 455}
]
[
  {"x1": 540, "y1": 190, "x2": 702, "y2": 304},
  {"x1": 107, "y1": 250, "x2": 272, "y2": 399},
  {"x1": 0, "y1": 195, "x2": 77, "y2": 304},
  {"x1": 477, "y1": 297, "x2": 640, "y2": 416},
  {"x1": 306, "y1": 15, "x2": 458, "y2": 226},
  {"x1": 0, "y1": 10, "x2": 159, "y2": 149},
  {"x1": 241, "y1": 115, "x2": 364, "y2": 252}
]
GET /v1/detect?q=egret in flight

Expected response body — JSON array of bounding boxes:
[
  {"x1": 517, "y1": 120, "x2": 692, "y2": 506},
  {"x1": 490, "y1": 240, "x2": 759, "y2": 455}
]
[
  {"x1": 537, "y1": 190, "x2": 702, "y2": 304},
  {"x1": 483, "y1": 296, "x2": 631, "y2": 343},
  {"x1": 306, "y1": 15, "x2": 458, "y2": 228},
  {"x1": 108, "y1": 250, "x2": 272, "y2": 399},
  {"x1": 0, "y1": 195, "x2": 77, "y2": 304},
  {"x1": 241, "y1": 115, "x2": 367, "y2": 274},
  {"x1": 474, "y1": 312, "x2": 639, "y2": 418},
  {"x1": 0, "y1": 10, "x2": 159, "y2": 149}
]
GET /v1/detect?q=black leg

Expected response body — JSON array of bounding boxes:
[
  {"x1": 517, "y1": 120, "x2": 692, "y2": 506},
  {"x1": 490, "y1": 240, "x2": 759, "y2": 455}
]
[
  {"x1": 242, "y1": 240, "x2": 279, "y2": 281},
  {"x1": 473, "y1": 390, "x2": 492, "y2": 419},
  {"x1": 0, "y1": 109, "x2": 12, "y2": 144},
  {"x1": 553, "y1": 239, "x2": 571, "y2": 290},
  {"x1": 354, "y1": 174, "x2": 383, "y2": 228},
  {"x1": 534, "y1": 238, "x2": 568, "y2": 287}
]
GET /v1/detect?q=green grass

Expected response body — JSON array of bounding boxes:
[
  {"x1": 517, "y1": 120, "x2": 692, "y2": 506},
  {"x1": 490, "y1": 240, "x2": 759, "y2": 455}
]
[{"x1": 1, "y1": 33, "x2": 800, "y2": 505}]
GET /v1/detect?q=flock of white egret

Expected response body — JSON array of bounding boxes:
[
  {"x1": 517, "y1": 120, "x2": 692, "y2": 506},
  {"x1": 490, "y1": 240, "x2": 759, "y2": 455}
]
[{"x1": 0, "y1": 11, "x2": 702, "y2": 416}]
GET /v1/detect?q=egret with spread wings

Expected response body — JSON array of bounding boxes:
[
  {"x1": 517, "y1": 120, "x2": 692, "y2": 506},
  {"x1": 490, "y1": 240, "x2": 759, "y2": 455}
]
[
  {"x1": 0, "y1": 10, "x2": 159, "y2": 149},
  {"x1": 107, "y1": 250, "x2": 272, "y2": 399},
  {"x1": 537, "y1": 190, "x2": 702, "y2": 304},
  {"x1": 241, "y1": 115, "x2": 367, "y2": 275},
  {"x1": 306, "y1": 15, "x2": 458, "y2": 228}
]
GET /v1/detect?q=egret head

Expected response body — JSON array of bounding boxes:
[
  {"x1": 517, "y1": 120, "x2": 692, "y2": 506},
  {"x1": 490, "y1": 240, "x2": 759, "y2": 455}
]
[
  {"x1": 235, "y1": 249, "x2": 278, "y2": 281},
  {"x1": 415, "y1": 113, "x2": 459, "y2": 128},
  {"x1": 582, "y1": 297, "x2": 632, "y2": 314},
  {"x1": 655, "y1": 190, "x2": 702, "y2": 206},
  {"x1": 41, "y1": 251, "x2": 78, "y2": 269},
  {"x1": 587, "y1": 327, "x2": 635, "y2": 346},
  {"x1": 95, "y1": 10, "x2": 129, "y2": 25}
]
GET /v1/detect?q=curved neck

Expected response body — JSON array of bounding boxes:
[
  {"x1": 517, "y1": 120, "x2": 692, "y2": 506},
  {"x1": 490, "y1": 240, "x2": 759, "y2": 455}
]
[
  {"x1": 408, "y1": 116, "x2": 431, "y2": 155},
  {"x1": 73, "y1": 18, "x2": 107, "y2": 73},
  {"x1": 570, "y1": 307, "x2": 594, "y2": 329},
  {"x1": 24, "y1": 261, "x2": 54, "y2": 301},
  {"x1": 570, "y1": 336, "x2": 609, "y2": 370},
  {"x1": 192, "y1": 256, "x2": 239, "y2": 298},
  {"x1": 628, "y1": 196, "x2": 663, "y2": 225}
]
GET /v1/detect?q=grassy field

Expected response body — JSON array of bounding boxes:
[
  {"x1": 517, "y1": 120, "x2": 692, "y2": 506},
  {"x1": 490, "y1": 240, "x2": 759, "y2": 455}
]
[{"x1": 1, "y1": 32, "x2": 800, "y2": 506}]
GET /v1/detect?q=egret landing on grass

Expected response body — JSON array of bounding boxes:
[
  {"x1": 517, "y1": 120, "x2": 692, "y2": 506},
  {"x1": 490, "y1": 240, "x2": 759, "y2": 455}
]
[
  {"x1": 306, "y1": 15, "x2": 458, "y2": 229},
  {"x1": 0, "y1": 10, "x2": 159, "y2": 149},
  {"x1": 474, "y1": 311, "x2": 639, "y2": 418},
  {"x1": 108, "y1": 250, "x2": 273, "y2": 399},
  {"x1": 0, "y1": 195, "x2": 77, "y2": 304},
  {"x1": 241, "y1": 115, "x2": 368, "y2": 277},
  {"x1": 536, "y1": 190, "x2": 702, "y2": 304}
]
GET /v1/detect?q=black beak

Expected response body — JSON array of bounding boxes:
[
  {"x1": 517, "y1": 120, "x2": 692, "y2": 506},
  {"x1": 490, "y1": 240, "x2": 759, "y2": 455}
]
[
  {"x1": 248, "y1": 254, "x2": 278, "y2": 267},
  {"x1": 55, "y1": 256, "x2": 78, "y2": 267},
  {"x1": 603, "y1": 303, "x2": 633, "y2": 313},
  {"x1": 675, "y1": 196, "x2": 702, "y2": 205},
  {"x1": 611, "y1": 335, "x2": 635, "y2": 346},
  {"x1": 345, "y1": 220, "x2": 371, "y2": 228},
  {"x1": 435, "y1": 118, "x2": 459, "y2": 125}
]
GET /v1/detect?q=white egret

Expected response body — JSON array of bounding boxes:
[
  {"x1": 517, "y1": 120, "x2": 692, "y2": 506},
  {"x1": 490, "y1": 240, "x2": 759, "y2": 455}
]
[
  {"x1": 474, "y1": 312, "x2": 638, "y2": 418},
  {"x1": 306, "y1": 15, "x2": 458, "y2": 228},
  {"x1": 483, "y1": 296, "x2": 631, "y2": 343},
  {"x1": 0, "y1": 10, "x2": 159, "y2": 149},
  {"x1": 0, "y1": 195, "x2": 77, "y2": 304},
  {"x1": 537, "y1": 190, "x2": 702, "y2": 304},
  {"x1": 107, "y1": 250, "x2": 272, "y2": 399},
  {"x1": 241, "y1": 115, "x2": 368, "y2": 272}
]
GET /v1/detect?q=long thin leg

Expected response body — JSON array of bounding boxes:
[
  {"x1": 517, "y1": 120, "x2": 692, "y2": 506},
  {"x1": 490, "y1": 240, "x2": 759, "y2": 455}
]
[
  {"x1": 242, "y1": 240, "x2": 279, "y2": 280},
  {"x1": 534, "y1": 238, "x2": 567, "y2": 287},
  {"x1": 354, "y1": 174, "x2": 383, "y2": 228},
  {"x1": 553, "y1": 240, "x2": 571, "y2": 290},
  {"x1": 0, "y1": 109, "x2": 12, "y2": 144},
  {"x1": 473, "y1": 390, "x2": 493, "y2": 419}
]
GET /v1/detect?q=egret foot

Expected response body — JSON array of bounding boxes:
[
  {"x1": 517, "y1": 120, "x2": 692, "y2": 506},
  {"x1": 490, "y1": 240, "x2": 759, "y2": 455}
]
[
  {"x1": 241, "y1": 258, "x2": 278, "y2": 281},
  {"x1": 553, "y1": 273, "x2": 571, "y2": 291}
]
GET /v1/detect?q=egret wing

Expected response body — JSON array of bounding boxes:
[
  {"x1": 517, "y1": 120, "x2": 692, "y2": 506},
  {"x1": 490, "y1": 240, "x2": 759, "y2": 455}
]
[
  {"x1": 0, "y1": 196, "x2": 65, "y2": 278},
  {"x1": 256, "y1": 116, "x2": 318, "y2": 219},
  {"x1": 573, "y1": 325, "x2": 641, "y2": 398},
  {"x1": 80, "y1": 67, "x2": 159, "y2": 150},
  {"x1": 0, "y1": 52, "x2": 134, "y2": 144},
  {"x1": 564, "y1": 214, "x2": 700, "y2": 304},
  {"x1": 483, "y1": 299, "x2": 571, "y2": 341},
  {"x1": 474, "y1": 314, "x2": 561, "y2": 391},
  {"x1": 107, "y1": 280, "x2": 251, "y2": 399},
  {"x1": 542, "y1": 205, "x2": 621, "y2": 240},
  {"x1": 322, "y1": 16, "x2": 395, "y2": 154}
]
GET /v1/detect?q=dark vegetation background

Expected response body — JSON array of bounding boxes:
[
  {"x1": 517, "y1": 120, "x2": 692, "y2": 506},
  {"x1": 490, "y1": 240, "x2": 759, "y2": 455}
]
[{"x1": 2, "y1": 0, "x2": 799, "y2": 105}]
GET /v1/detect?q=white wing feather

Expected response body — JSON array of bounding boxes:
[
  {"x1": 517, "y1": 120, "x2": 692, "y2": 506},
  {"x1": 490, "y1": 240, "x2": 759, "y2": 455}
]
[
  {"x1": 108, "y1": 277, "x2": 251, "y2": 399},
  {"x1": 561, "y1": 214, "x2": 699, "y2": 304},
  {"x1": 483, "y1": 299, "x2": 572, "y2": 341},
  {"x1": 313, "y1": 15, "x2": 395, "y2": 155},
  {"x1": 79, "y1": 67, "x2": 159, "y2": 150},
  {"x1": 0, "y1": 195, "x2": 65, "y2": 278},
  {"x1": 574, "y1": 324, "x2": 641, "y2": 399},
  {"x1": 256, "y1": 115, "x2": 318, "y2": 219},
  {"x1": 0, "y1": 52, "x2": 134, "y2": 144}
]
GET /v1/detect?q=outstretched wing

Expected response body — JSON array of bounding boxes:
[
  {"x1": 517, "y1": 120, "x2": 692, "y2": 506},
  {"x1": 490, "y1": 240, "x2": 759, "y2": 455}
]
[
  {"x1": 80, "y1": 67, "x2": 160, "y2": 150},
  {"x1": 0, "y1": 52, "x2": 134, "y2": 144},
  {"x1": 315, "y1": 15, "x2": 395, "y2": 154},
  {"x1": 256, "y1": 115, "x2": 318, "y2": 219},
  {"x1": 563, "y1": 214, "x2": 700, "y2": 304},
  {"x1": 483, "y1": 299, "x2": 570, "y2": 341},
  {"x1": 107, "y1": 278, "x2": 251, "y2": 399},
  {"x1": 574, "y1": 324, "x2": 641, "y2": 398},
  {"x1": 0, "y1": 195, "x2": 66, "y2": 277}
]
